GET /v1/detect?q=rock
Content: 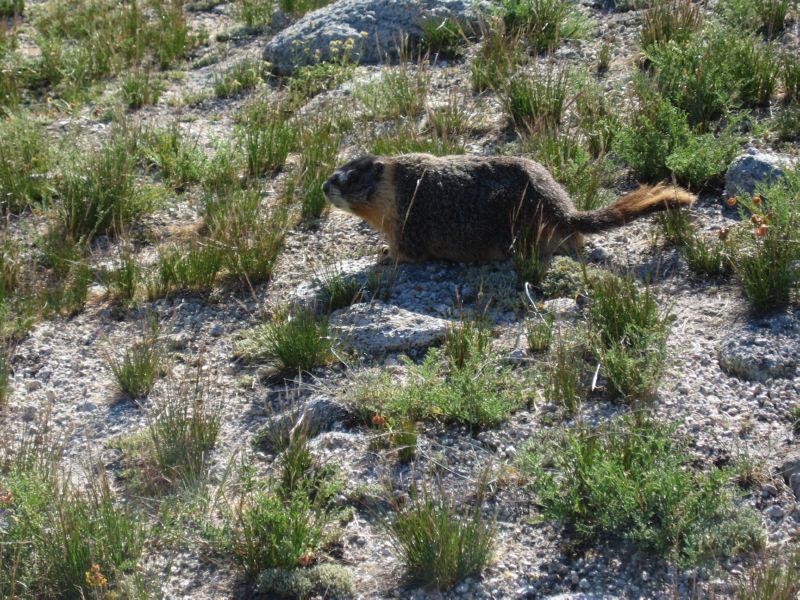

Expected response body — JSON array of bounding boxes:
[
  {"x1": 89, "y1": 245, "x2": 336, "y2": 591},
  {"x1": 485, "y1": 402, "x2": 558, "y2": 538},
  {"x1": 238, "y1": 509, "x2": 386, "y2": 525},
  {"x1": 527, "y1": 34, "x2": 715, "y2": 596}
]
[
  {"x1": 287, "y1": 257, "x2": 374, "y2": 313},
  {"x1": 25, "y1": 380, "x2": 42, "y2": 392},
  {"x1": 168, "y1": 332, "x2": 190, "y2": 350},
  {"x1": 76, "y1": 400, "x2": 98, "y2": 412},
  {"x1": 765, "y1": 504, "x2": 785, "y2": 519},
  {"x1": 718, "y1": 317, "x2": 800, "y2": 382},
  {"x1": 543, "y1": 297, "x2": 579, "y2": 320},
  {"x1": 780, "y1": 456, "x2": 800, "y2": 501},
  {"x1": 761, "y1": 484, "x2": 778, "y2": 498},
  {"x1": 790, "y1": 474, "x2": 800, "y2": 503},
  {"x1": 209, "y1": 324, "x2": 224, "y2": 337},
  {"x1": 257, "y1": 395, "x2": 350, "y2": 452},
  {"x1": 329, "y1": 300, "x2": 449, "y2": 356},
  {"x1": 22, "y1": 405, "x2": 37, "y2": 422},
  {"x1": 263, "y1": 0, "x2": 488, "y2": 75},
  {"x1": 724, "y1": 149, "x2": 799, "y2": 200}
]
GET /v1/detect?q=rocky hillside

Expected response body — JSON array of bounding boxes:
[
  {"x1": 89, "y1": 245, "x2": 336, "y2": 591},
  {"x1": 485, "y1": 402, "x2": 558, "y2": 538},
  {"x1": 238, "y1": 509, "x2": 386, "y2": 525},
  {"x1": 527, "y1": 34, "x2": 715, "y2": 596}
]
[{"x1": 1, "y1": 0, "x2": 799, "y2": 598}]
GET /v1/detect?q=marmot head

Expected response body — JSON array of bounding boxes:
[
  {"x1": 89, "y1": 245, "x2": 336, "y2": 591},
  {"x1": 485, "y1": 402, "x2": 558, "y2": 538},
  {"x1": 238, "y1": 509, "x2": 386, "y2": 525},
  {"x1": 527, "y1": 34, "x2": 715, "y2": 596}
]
[{"x1": 322, "y1": 155, "x2": 384, "y2": 211}]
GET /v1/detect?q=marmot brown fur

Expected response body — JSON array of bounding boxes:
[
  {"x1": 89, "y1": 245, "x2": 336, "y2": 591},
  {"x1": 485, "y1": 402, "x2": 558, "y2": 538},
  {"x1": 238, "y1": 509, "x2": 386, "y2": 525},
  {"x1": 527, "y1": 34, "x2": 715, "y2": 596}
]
[{"x1": 322, "y1": 153, "x2": 695, "y2": 263}]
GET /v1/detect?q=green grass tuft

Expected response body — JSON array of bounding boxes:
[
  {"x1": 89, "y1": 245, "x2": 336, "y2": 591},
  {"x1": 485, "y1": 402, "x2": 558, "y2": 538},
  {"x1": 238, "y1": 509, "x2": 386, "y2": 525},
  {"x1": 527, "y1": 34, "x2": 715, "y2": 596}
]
[
  {"x1": 107, "y1": 317, "x2": 163, "y2": 399},
  {"x1": 236, "y1": 307, "x2": 333, "y2": 374},
  {"x1": 383, "y1": 477, "x2": 495, "y2": 590}
]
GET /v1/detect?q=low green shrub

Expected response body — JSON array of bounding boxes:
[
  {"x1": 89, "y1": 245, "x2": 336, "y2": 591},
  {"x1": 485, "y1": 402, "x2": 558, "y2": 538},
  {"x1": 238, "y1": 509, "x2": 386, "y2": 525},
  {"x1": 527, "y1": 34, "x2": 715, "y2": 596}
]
[
  {"x1": 236, "y1": 106, "x2": 296, "y2": 179},
  {"x1": 141, "y1": 123, "x2": 206, "y2": 188},
  {"x1": 731, "y1": 175, "x2": 800, "y2": 312},
  {"x1": 350, "y1": 345, "x2": 526, "y2": 428},
  {"x1": 520, "y1": 416, "x2": 764, "y2": 565},
  {"x1": 587, "y1": 272, "x2": 671, "y2": 403},
  {"x1": 214, "y1": 59, "x2": 264, "y2": 98},
  {"x1": 120, "y1": 69, "x2": 162, "y2": 109}
]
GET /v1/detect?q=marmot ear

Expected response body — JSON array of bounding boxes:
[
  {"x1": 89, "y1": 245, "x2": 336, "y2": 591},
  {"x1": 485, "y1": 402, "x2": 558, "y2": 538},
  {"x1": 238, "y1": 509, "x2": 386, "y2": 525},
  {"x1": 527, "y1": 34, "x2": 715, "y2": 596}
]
[{"x1": 373, "y1": 160, "x2": 384, "y2": 176}]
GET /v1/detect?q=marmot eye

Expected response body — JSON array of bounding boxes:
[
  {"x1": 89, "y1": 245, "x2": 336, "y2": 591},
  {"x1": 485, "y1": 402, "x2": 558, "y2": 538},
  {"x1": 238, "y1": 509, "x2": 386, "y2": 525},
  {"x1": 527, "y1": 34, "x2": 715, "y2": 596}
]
[{"x1": 347, "y1": 171, "x2": 360, "y2": 184}]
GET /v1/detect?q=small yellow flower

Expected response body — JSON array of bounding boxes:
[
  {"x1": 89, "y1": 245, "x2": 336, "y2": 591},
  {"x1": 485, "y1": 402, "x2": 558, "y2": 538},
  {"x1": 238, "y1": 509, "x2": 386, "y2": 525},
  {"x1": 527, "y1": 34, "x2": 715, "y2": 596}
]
[
  {"x1": 85, "y1": 564, "x2": 108, "y2": 588},
  {"x1": 360, "y1": 30, "x2": 369, "y2": 38}
]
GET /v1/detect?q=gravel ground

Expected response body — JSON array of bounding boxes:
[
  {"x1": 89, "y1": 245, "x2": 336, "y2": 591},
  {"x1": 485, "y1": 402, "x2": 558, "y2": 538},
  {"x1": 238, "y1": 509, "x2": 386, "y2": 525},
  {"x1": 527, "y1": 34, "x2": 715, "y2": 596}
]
[{"x1": 2, "y1": 0, "x2": 799, "y2": 598}]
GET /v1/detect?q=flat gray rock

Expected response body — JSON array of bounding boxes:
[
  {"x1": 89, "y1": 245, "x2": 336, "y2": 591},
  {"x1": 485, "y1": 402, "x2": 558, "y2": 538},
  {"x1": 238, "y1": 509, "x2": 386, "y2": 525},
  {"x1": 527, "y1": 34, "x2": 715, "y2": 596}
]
[
  {"x1": 718, "y1": 312, "x2": 800, "y2": 382},
  {"x1": 287, "y1": 257, "x2": 375, "y2": 313},
  {"x1": 724, "y1": 149, "x2": 798, "y2": 199},
  {"x1": 263, "y1": 0, "x2": 487, "y2": 74},
  {"x1": 330, "y1": 300, "x2": 448, "y2": 355}
]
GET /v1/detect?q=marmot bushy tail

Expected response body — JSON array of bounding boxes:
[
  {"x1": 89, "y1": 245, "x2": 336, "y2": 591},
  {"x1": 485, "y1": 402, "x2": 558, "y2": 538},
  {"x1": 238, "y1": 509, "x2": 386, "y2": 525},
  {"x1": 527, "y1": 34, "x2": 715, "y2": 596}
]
[
  {"x1": 568, "y1": 184, "x2": 696, "y2": 234},
  {"x1": 322, "y1": 153, "x2": 695, "y2": 263}
]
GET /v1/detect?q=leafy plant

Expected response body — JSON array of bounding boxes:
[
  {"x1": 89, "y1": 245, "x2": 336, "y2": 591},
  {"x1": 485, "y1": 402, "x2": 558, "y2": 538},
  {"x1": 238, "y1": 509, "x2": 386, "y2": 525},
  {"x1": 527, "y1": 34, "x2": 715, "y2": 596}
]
[
  {"x1": 732, "y1": 194, "x2": 800, "y2": 313},
  {"x1": 520, "y1": 416, "x2": 764, "y2": 565},
  {"x1": 205, "y1": 189, "x2": 288, "y2": 286},
  {"x1": 542, "y1": 334, "x2": 585, "y2": 413},
  {"x1": 292, "y1": 115, "x2": 342, "y2": 219},
  {"x1": 141, "y1": 123, "x2": 205, "y2": 188},
  {"x1": 234, "y1": 0, "x2": 274, "y2": 27},
  {"x1": 470, "y1": 20, "x2": 522, "y2": 93},
  {"x1": 146, "y1": 374, "x2": 220, "y2": 489},
  {"x1": 355, "y1": 57, "x2": 429, "y2": 120},
  {"x1": 587, "y1": 272, "x2": 671, "y2": 403},
  {"x1": 350, "y1": 346, "x2": 525, "y2": 428},
  {"x1": 612, "y1": 78, "x2": 691, "y2": 180},
  {"x1": 526, "y1": 310, "x2": 554, "y2": 352},
  {"x1": 0, "y1": 0, "x2": 23, "y2": 17},
  {"x1": 315, "y1": 265, "x2": 364, "y2": 312},
  {"x1": 55, "y1": 127, "x2": 150, "y2": 242},
  {"x1": 0, "y1": 462, "x2": 145, "y2": 599}
]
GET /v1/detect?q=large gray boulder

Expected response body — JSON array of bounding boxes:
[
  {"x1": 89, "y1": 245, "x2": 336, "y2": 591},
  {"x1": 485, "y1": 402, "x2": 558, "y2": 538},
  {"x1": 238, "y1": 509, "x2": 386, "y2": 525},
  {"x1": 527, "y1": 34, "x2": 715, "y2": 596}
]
[
  {"x1": 263, "y1": 0, "x2": 486, "y2": 75},
  {"x1": 724, "y1": 149, "x2": 798, "y2": 199}
]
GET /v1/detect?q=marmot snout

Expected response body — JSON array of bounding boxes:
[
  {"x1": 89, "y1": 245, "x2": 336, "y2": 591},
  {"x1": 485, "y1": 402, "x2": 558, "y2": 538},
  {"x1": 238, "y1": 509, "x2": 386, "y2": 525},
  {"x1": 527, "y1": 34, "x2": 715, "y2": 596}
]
[{"x1": 322, "y1": 153, "x2": 695, "y2": 263}]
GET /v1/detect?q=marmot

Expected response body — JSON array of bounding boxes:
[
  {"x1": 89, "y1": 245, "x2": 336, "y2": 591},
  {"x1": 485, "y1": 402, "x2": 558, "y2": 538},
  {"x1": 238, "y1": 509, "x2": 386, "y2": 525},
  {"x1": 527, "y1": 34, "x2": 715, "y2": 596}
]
[{"x1": 322, "y1": 153, "x2": 695, "y2": 263}]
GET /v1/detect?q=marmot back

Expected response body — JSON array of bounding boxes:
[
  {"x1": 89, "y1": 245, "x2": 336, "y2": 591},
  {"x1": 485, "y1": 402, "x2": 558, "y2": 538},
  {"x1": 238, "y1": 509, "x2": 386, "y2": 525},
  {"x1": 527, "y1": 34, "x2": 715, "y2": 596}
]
[{"x1": 322, "y1": 153, "x2": 695, "y2": 263}]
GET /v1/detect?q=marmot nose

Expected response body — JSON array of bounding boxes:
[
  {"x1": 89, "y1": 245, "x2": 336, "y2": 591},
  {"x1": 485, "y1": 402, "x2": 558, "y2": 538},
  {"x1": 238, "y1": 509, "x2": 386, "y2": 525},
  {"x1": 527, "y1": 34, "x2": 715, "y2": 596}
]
[{"x1": 322, "y1": 180, "x2": 331, "y2": 195}]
